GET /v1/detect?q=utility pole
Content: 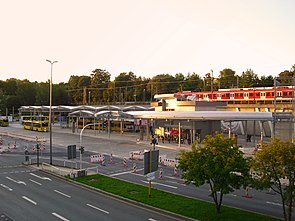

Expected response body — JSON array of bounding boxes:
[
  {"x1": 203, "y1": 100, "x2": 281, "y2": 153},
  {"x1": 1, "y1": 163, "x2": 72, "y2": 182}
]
[{"x1": 211, "y1": 70, "x2": 213, "y2": 100}]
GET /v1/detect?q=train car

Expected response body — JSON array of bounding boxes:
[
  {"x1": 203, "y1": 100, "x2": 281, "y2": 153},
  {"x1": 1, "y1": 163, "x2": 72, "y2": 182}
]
[
  {"x1": 0, "y1": 117, "x2": 9, "y2": 127},
  {"x1": 177, "y1": 86, "x2": 294, "y2": 103},
  {"x1": 23, "y1": 120, "x2": 48, "y2": 132}
]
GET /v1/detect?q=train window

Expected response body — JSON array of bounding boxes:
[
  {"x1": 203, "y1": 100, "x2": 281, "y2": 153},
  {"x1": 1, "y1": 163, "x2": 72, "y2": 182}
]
[
  {"x1": 217, "y1": 93, "x2": 221, "y2": 97},
  {"x1": 240, "y1": 93, "x2": 243, "y2": 96},
  {"x1": 283, "y1": 92, "x2": 287, "y2": 96},
  {"x1": 244, "y1": 92, "x2": 248, "y2": 97},
  {"x1": 266, "y1": 92, "x2": 270, "y2": 96},
  {"x1": 256, "y1": 93, "x2": 260, "y2": 97},
  {"x1": 225, "y1": 93, "x2": 229, "y2": 97},
  {"x1": 261, "y1": 92, "x2": 265, "y2": 96},
  {"x1": 213, "y1": 94, "x2": 217, "y2": 98},
  {"x1": 277, "y1": 92, "x2": 282, "y2": 97},
  {"x1": 271, "y1": 92, "x2": 274, "y2": 96},
  {"x1": 235, "y1": 93, "x2": 239, "y2": 97},
  {"x1": 249, "y1": 93, "x2": 253, "y2": 96}
]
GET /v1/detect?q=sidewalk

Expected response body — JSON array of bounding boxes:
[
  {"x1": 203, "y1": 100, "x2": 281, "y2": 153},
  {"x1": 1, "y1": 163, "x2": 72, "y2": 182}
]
[{"x1": 52, "y1": 125, "x2": 193, "y2": 152}]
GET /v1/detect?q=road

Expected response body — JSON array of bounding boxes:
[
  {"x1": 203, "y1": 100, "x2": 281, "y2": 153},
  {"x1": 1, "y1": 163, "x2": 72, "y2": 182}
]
[
  {"x1": 0, "y1": 162, "x2": 184, "y2": 221},
  {"x1": 0, "y1": 123, "x2": 288, "y2": 220}
]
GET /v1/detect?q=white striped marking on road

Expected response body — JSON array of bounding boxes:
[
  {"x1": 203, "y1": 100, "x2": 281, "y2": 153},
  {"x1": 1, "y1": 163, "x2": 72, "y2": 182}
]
[
  {"x1": 87, "y1": 203, "x2": 109, "y2": 214},
  {"x1": 110, "y1": 168, "x2": 144, "y2": 177},
  {"x1": 141, "y1": 180, "x2": 178, "y2": 189},
  {"x1": 30, "y1": 173, "x2": 52, "y2": 181},
  {"x1": 29, "y1": 179, "x2": 42, "y2": 186},
  {"x1": 0, "y1": 183, "x2": 13, "y2": 191},
  {"x1": 52, "y1": 212, "x2": 70, "y2": 221},
  {"x1": 22, "y1": 196, "x2": 37, "y2": 205},
  {"x1": 6, "y1": 176, "x2": 26, "y2": 185},
  {"x1": 266, "y1": 201, "x2": 282, "y2": 207},
  {"x1": 54, "y1": 190, "x2": 71, "y2": 198},
  {"x1": 148, "y1": 218, "x2": 158, "y2": 221}
]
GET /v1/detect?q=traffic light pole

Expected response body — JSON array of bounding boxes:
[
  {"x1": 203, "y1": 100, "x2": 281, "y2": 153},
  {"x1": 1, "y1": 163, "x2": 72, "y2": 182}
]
[{"x1": 80, "y1": 123, "x2": 99, "y2": 169}]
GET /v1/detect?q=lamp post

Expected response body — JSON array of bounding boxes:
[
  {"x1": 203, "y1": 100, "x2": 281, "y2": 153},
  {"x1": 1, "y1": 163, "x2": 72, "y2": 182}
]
[{"x1": 46, "y1": 59, "x2": 58, "y2": 165}]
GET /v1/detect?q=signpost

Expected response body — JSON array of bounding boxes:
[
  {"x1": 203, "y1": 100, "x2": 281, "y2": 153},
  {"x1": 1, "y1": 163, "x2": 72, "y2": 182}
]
[{"x1": 144, "y1": 149, "x2": 159, "y2": 197}]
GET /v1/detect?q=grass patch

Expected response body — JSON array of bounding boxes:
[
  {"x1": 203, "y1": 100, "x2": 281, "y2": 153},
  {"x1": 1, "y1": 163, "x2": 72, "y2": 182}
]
[{"x1": 74, "y1": 174, "x2": 280, "y2": 221}]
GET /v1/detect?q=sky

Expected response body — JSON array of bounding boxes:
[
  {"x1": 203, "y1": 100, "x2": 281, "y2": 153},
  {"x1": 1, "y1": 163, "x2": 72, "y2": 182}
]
[{"x1": 0, "y1": 0, "x2": 294, "y2": 83}]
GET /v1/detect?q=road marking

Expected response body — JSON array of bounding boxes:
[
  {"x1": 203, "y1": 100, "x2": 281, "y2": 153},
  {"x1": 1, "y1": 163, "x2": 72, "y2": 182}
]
[
  {"x1": 110, "y1": 168, "x2": 144, "y2": 177},
  {"x1": 22, "y1": 196, "x2": 37, "y2": 205},
  {"x1": 87, "y1": 203, "x2": 109, "y2": 214},
  {"x1": 6, "y1": 176, "x2": 26, "y2": 185},
  {"x1": 30, "y1": 173, "x2": 52, "y2": 181},
  {"x1": 109, "y1": 170, "x2": 131, "y2": 177},
  {"x1": 52, "y1": 212, "x2": 70, "y2": 221},
  {"x1": 148, "y1": 218, "x2": 158, "y2": 221},
  {"x1": 266, "y1": 201, "x2": 282, "y2": 207},
  {"x1": 0, "y1": 183, "x2": 13, "y2": 191},
  {"x1": 141, "y1": 180, "x2": 178, "y2": 189},
  {"x1": 54, "y1": 190, "x2": 71, "y2": 198},
  {"x1": 29, "y1": 179, "x2": 42, "y2": 186}
]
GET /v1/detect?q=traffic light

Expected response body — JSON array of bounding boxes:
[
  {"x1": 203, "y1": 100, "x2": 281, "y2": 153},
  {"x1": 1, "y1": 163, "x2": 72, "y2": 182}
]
[
  {"x1": 80, "y1": 146, "x2": 84, "y2": 154},
  {"x1": 103, "y1": 120, "x2": 108, "y2": 128}
]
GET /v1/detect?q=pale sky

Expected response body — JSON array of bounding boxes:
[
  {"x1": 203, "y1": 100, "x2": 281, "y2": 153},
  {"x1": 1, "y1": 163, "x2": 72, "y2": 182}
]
[{"x1": 0, "y1": 0, "x2": 294, "y2": 83}]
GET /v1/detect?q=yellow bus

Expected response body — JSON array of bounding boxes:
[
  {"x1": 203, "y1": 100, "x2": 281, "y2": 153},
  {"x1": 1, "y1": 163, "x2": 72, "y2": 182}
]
[
  {"x1": 0, "y1": 117, "x2": 9, "y2": 127},
  {"x1": 23, "y1": 120, "x2": 49, "y2": 132},
  {"x1": 76, "y1": 118, "x2": 134, "y2": 132}
]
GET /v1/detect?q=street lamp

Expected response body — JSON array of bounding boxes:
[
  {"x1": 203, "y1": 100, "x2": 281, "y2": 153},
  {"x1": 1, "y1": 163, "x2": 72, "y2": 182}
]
[{"x1": 46, "y1": 59, "x2": 58, "y2": 165}]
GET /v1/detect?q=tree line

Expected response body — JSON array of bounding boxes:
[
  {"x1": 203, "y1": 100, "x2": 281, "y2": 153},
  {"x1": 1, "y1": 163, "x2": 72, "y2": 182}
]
[{"x1": 0, "y1": 65, "x2": 294, "y2": 115}]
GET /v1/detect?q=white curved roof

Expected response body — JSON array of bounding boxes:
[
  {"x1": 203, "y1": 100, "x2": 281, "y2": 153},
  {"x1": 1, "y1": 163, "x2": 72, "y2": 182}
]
[{"x1": 126, "y1": 111, "x2": 273, "y2": 121}]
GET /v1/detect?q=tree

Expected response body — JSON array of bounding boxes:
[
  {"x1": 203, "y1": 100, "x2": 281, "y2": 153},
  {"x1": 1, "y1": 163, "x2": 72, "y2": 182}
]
[
  {"x1": 178, "y1": 133, "x2": 250, "y2": 214},
  {"x1": 183, "y1": 72, "x2": 203, "y2": 92},
  {"x1": 240, "y1": 69, "x2": 259, "y2": 88},
  {"x1": 148, "y1": 74, "x2": 178, "y2": 98},
  {"x1": 279, "y1": 70, "x2": 294, "y2": 85},
  {"x1": 251, "y1": 139, "x2": 295, "y2": 221},
  {"x1": 114, "y1": 72, "x2": 137, "y2": 102},
  {"x1": 90, "y1": 69, "x2": 111, "y2": 104},
  {"x1": 259, "y1": 75, "x2": 274, "y2": 87},
  {"x1": 219, "y1": 68, "x2": 237, "y2": 89}
]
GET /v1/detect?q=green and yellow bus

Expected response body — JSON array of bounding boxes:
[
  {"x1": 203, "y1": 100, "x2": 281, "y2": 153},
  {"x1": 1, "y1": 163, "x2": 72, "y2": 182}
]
[
  {"x1": 0, "y1": 117, "x2": 9, "y2": 127},
  {"x1": 23, "y1": 120, "x2": 48, "y2": 132}
]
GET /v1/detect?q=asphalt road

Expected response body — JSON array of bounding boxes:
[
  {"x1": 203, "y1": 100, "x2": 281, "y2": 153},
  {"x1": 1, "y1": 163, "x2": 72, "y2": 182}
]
[
  {"x1": 0, "y1": 123, "x2": 289, "y2": 220},
  {"x1": 0, "y1": 162, "x2": 184, "y2": 221}
]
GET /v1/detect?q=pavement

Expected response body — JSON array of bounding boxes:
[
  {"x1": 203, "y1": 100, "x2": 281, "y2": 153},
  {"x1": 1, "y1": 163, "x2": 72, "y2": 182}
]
[{"x1": 51, "y1": 124, "x2": 261, "y2": 156}]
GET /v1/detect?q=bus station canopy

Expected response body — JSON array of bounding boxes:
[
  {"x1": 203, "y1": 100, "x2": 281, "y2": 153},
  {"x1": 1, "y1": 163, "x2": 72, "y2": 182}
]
[{"x1": 125, "y1": 111, "x2": 273, "y2": 121}]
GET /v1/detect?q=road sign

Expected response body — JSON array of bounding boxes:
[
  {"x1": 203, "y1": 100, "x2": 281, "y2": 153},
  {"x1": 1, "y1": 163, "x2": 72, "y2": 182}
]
[
  {"x1": 144, "y1": 150, "x2": 159, "y2": 175},
  {"x1": 146, "y1": 172, "x2": 155, "y2": 181}
]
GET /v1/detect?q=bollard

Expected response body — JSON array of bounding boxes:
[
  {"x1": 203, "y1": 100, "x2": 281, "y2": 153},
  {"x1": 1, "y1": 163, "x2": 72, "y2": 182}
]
[
  {"x1": 159, "y1": 168, "x2": 163, "y2": 179},
  {"x1": 172, "y1": 165, "x2": 178, "y2": 177},
  {"x1": 132, "y1": 163, "x2": 137, "y2": 173},
  {"x1": 123, "y1": 158, "x2": 127, "y2": 168}
]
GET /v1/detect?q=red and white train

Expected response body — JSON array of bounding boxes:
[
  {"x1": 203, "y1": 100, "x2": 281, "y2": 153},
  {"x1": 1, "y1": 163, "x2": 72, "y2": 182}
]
[{"x1": 176, "y1": 86, "x2": 294, "y2": 103}]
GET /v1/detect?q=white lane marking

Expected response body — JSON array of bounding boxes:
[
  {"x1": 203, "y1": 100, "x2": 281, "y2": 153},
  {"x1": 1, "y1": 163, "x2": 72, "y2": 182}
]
[
  {"x1": 0, "y1": 183, "x2": 13, "y2": 191},
  {"x1": 6, "y1": 176, "x2": 26, "y2": 185},
  {"x1": 148, "y1": 218, "x2": 158, "y2": 221},
  {"x1": 266, "y1": 201, "x2": 282, "y2": 207},
  {"x1": 29, "y1": 179, "x2": 42, "y2": 186},
  {"x1": 110, "y1": 168, "x2": 144, "y2": 177},
  {"x1": 54, "y1": 190, "x2": 71, "y2": 198},
  {"x1": 87, "y1": 203, "x2": 110, "y2": 214},
  {"x1": 22, "y1": 196, "x2": 37, "y2": 205},
  {"x1": 30, "y1": 173, "x2": 52, "y2": 181},
  {"x1": 52, "y1": 212, "x2": 70, "y2": 221},
  {"x1": 141, "y1": 180, "x2": 178, "y2": 189}
]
